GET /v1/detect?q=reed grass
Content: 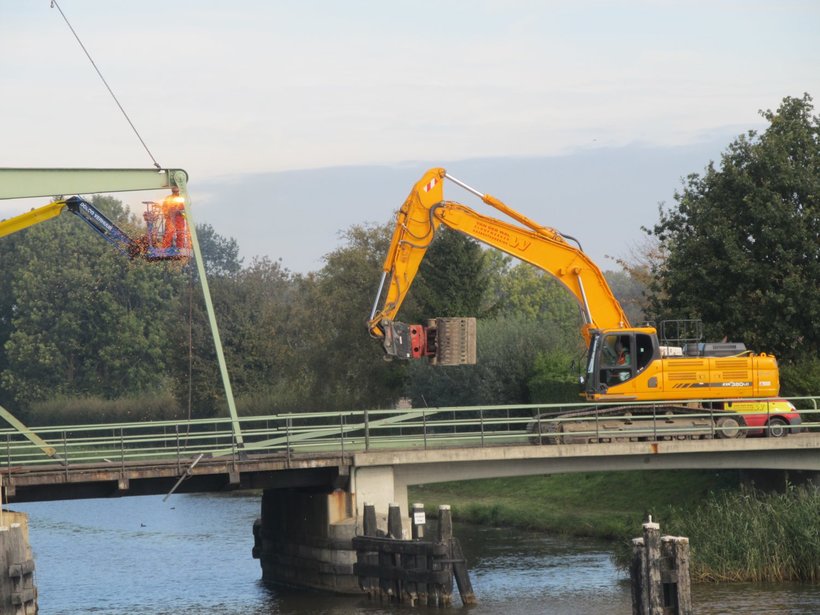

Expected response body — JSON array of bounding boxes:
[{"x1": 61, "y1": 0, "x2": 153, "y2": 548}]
[
  {"x1": 27, "y1": 392, "x2": 183, "y2": 425},
  {"x1": 657, "y1": 486, "x2": 820, "y2": 583}
]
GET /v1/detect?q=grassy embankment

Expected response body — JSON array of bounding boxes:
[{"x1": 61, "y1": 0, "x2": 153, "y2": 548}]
[{"x1": 410, "y1": 470, "x2": 820, "y2": 583}]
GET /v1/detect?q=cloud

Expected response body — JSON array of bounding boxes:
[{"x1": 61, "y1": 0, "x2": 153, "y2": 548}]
[{"x1": 0, "y1": 1, "x2": 816, "y2": 180}]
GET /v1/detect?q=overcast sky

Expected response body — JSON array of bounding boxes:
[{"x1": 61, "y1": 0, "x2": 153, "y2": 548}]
[{"x1": 1, "y1": 1, "x2": 818, "y2": 268}]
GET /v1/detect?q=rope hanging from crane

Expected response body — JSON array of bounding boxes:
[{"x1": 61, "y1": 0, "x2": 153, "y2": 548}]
[{"x1": 50, "y1": 0, "x2": 163, "y2": 170}]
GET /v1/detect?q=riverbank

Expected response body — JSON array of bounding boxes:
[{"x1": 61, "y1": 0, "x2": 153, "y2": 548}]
[
  {"x1": 410, "y1": 470, "x2": 820, "y2": 583},
  {"x1": 410, "y1": 469, "x2": 740, "y2": 539}
]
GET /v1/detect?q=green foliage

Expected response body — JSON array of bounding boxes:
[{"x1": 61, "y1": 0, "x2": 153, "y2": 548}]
[
  {"x1": 405, "y1": 316, "x2": 577, "y2": 406},
  {"x1": 528, "y1": 350, "x2": 582, "y2": 404},
  {"x1": 779, "y1": 356, "x2": 820, "y2": 397},
  {"x1": 648, "y1": 94, "x2": 819, "y2": 363},
  {"x1": 303, "y1": 223, "x2": 407, "y2": 410},
  {"x1": 405, "y1": 227, "x2": 491, "y2": 321},
  {"x1": 483, "y1": 253, "x2": 580, "y2": 325},
  {"x1": 0, "y1": 196, "x2": 180, "y2": 409},
  {"x1": 196, "y1": 223, "x2": 243, "y2": 278},
  {"x1": 26, "y1": 391, "x2": 182, "y2": 425},
  {"x1": 156, "y1": 221, "x2": 408, "y2": 417}
]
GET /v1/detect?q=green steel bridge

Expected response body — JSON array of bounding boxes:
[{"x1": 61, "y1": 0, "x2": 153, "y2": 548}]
[{"x1": 2, "y1": 397, "x2": 818, "y2": 503}]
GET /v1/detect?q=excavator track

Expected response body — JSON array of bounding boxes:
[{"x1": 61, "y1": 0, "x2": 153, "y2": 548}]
[{"x1": 526, "y1": 405, "x2": 748, "y2": 445}]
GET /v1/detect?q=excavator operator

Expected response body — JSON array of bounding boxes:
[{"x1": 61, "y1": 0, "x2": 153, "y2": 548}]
[{"x1": 161, "y1": 186, "x2": 189, "y2": 249}]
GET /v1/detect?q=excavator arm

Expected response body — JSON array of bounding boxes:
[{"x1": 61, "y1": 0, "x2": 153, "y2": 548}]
[{"x1": 368, "y1": 168, "x2": 631, "y2": 356}]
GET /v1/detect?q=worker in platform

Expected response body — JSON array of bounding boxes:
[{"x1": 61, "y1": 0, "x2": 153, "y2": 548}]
[{"x1": 161, "y1": 185, "x2": 189, "y2": 249}]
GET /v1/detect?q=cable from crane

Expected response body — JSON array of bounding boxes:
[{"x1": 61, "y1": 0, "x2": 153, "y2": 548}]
[{"x1": 50, "y1": 0, "x2": 163, "y2": 170}]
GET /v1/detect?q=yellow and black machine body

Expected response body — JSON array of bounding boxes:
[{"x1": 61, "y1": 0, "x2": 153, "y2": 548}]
[{"x1": 367, "y1": 168, "x2": 783, "y2": 439}]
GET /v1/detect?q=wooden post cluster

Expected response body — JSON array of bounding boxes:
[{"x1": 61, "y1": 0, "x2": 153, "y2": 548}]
[
  {"x1": 0, "y1": 510, "x2": 37, "y2": 614},
  {"x1": 353, "y1": 502, "x2": 476, "y2": 607},
  {"x1": 630, "y1": 518, "x2": 692, "y2": 615}
]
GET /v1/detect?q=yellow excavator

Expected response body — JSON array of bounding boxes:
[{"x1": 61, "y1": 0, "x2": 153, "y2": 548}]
[{"x1": 368, "y1": 168, "x2": 800, "y2": 441}]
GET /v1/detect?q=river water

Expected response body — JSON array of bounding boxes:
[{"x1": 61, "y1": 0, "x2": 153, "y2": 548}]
[{"x1": 13, "y1": 493, "x2": 820, "y2": 614}]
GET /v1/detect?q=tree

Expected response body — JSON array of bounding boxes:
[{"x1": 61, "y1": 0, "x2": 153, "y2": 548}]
[
  {"x1": 405, "y1": 316, "x2": 568, "y2": 407},
  {"x1": 404, "y1": 228, "x2": 492, "y2": 322},
  {"x1": 164, "y1": 224, "x2": 247, "y2": 417},
  {"x1": 196, "y1": 223, "x2": 243, "y2": 278},
  {"x1": 483, "y1": 251, "x2": 581, "y2": 327},
  {"x1": 528, "y1": 350, "x2": 583, "y2": 404},
  {"x1": 648, "y1": 94, "x2": 819, "y2": 364},
  {"x1": 608, "y1": 235, "x2": 666, "y2": 325},
  {"x1": 301, "y1": 223, "x2": 407, "y2": 410},
  {"x1": 604, "y1": 269, "x2": 647, "y2": 326},
  {"x1": 404, "y1": 252, "x2": 587, "y2": 407},
  {"x1": 0, "y1": 196, "x2": 181, "y2": 408}
]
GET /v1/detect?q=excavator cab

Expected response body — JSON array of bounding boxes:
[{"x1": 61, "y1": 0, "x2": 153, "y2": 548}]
[{"x1": 584, "y1": 329, "x2": 659, "y2": 394}]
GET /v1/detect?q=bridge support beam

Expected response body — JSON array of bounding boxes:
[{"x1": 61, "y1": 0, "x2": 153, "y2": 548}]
[{"x1": 252, "y1": 465, "x2": 409, "y2": 594}]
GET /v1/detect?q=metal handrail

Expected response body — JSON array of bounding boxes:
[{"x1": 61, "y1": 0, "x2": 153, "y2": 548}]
[{"x1": 0, "y1": 396, "x2": 815, "y2": 469}]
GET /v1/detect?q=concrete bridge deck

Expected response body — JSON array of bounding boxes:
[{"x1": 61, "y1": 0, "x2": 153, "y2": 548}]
[{"x1": 4, "y1": 430, "x2": 819, "y2": 503}]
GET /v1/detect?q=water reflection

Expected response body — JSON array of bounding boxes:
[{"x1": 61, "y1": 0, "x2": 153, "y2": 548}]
[
  {"x1": 458, "y1": 525, "x2": 632, "y2": 614},
  {"x1": 13, "y1": 494, "x2": 820, "y2": 614},
  {"x1": 693, "y1": 583, "x2": 820, "y2": 615}
]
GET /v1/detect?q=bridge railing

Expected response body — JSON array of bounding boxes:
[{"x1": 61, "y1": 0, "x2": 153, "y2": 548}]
[{"x1": 0, "y1": 397, "x2": 817, "y2": 469}]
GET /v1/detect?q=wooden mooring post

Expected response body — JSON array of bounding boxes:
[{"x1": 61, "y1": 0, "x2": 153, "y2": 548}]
[
  {"x1": 630, "y1": 517, "x2": 692, "y2": 615},
  {"x1": 353, "y1": 502, "x2": 476, "y2": 607}
]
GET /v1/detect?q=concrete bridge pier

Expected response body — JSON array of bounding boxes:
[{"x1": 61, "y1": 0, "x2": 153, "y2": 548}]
[
  {"x1": 252, "y1": 464, "x2": 409, "y2": 594},
  {"x1": 351, "y1": 465, "x2": 409, "y2": 517}
]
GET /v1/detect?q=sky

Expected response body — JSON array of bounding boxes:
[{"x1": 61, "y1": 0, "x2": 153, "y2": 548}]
[{"x1": 1, "y1": 1, "x2": 818, "y2": 271}]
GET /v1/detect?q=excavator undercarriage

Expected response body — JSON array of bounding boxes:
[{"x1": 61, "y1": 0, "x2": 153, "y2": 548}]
[{"x1": 526, "y1": 405, "x2": 748, "y2": 445}]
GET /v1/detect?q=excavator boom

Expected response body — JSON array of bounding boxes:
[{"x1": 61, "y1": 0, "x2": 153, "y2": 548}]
[{"x1": 368, "y1": 168, "x2": 630, "y2": 345}]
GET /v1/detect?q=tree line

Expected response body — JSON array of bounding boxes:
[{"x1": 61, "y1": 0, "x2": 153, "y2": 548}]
[{"x1": 0, "y1": 94, "x2": 816, "y2": 424}]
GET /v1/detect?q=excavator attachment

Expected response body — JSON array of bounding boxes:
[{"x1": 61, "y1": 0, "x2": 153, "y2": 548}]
[
  {"x1": 432, "y1": 317, "x2": 477, "y2": 365},
  {"x1": 380, "y1": 317, "x2": 476, "y2": 366}
]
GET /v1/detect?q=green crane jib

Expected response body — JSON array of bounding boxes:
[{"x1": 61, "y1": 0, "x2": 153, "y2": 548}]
[{"x1": 0, "y1": 168, "x2": 243, "y2": 457}]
